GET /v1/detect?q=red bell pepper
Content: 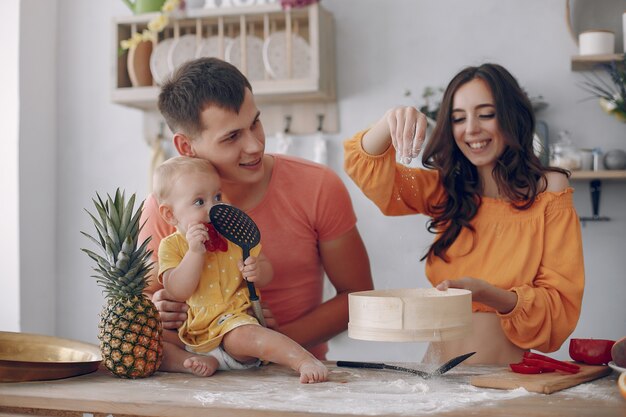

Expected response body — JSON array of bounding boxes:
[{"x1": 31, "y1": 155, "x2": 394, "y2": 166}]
[
  {"x1": 569, "y1": 339, "x2": 615, "y2": 365},
  {"x1": 509, "y1": 351, "x2": 580, "y2": 375}
]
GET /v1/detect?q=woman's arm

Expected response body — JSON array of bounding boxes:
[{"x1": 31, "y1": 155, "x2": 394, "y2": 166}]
[{"x1": 437, "y1": 278, "x2": 518, "y2": 314}]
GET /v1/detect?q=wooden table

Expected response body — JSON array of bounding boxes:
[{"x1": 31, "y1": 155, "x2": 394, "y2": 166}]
[{"x1": 0, "y1": 363, "x2": 624, "y2": 417}]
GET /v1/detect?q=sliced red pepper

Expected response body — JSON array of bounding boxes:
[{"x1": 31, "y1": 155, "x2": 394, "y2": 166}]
[
  {"x1": 510, "y1": 362, "x2": 555, "y2": 374},
  {"x1": 523, "y1": 352, "x2": 580, "y2": 373}
]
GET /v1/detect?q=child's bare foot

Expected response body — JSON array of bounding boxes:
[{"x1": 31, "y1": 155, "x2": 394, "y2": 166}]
[
  {"x1": 183, "y1": 355, "x2": 219, "y2": 377},
  {"x1": 297, "y1": 358, "x2": 328, "y2": 383}
]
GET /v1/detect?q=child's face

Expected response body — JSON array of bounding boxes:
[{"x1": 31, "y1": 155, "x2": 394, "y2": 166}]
[{"x1": 166, "y1": 169, "x2": 222, "y2": 234}]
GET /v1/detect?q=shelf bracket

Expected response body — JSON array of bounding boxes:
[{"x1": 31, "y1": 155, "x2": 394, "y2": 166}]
[{"x1": 579, "y1": 179, "x2": 610, "y2": 225}]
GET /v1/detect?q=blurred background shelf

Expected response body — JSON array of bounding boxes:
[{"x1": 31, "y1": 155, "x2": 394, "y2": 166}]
[
  {"x1": 570, "y1": 170, "x2": 626, "y2": 180},
  {"x1": 570, "y1": 53, "x2": 623, "y2": 71}
]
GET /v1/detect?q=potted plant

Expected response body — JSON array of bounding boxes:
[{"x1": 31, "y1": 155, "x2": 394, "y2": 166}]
[{"x1": 579, "y1": 55, "x2": 626, "y2": 123}]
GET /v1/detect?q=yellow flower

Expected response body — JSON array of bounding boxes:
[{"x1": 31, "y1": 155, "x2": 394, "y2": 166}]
[
  {"x1": 599, "y1": 97, "x2": 617, "y2": 113},
  {"x1": 119, "y1": 0, "x2": 180, "y2": 51},
  {"x1": 162, "y1": 0, "x2": 179, "y2": 13},
  {"x1": 148, "y1": 14, "x2": 169, "y2": 32}
]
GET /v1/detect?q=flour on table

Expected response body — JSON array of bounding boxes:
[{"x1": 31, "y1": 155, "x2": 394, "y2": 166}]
[{"x1": 186, "y1": 366, "x2": 534, "y2": 416}]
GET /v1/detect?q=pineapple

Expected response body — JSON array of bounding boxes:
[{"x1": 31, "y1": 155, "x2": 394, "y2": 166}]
[{"x1": 81, "y1": 189, "x2": 163, "y2": 378}]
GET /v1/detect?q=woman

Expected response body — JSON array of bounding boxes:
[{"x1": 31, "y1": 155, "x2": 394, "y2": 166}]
[{"x1": 344, "y1": 63, "x2": 584, "y2": 364}]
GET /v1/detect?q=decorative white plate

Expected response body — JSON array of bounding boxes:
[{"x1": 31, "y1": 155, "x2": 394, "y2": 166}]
[
  {"x1": 168, "y1": 34, "x2": 200, "y2": 73},
  {"x1": 196, "y1": 36, "x2": 233, "y2": 60},
  {"x1": 150, "y1": 38, "x2": 175, "y2": 85},
  {"x1": 263, "y1": 31, "x2": 311, "y2": 80},
  {"x1": 225, "y1": 35, "x2": 265, "y2": 81},
  {"x1": 608, "y1": 361, "x2": 626, "y2": 374}
]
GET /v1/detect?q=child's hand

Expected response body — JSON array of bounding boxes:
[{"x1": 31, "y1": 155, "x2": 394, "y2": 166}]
[
  {"x1": 186, "y1": 223, "x2": 209, "y2": 253},
  {"x1": 238, "y1": 256, "x2": 259, "y2": 282}
]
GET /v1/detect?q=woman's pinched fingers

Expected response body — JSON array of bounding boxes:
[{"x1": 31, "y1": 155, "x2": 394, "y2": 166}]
[
  {"x1": 412, "y1": 112, "x2": 428, "y2": 157},
  {"x1": 385, "y1": 107, "x2": 426, "y2": 161}
]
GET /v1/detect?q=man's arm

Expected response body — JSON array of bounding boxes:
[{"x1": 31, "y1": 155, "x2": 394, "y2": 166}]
[
  {"x1": 278, "y1": 226, "x2": 374, "y2": 349},
  {"x1": 139, "y1": 194, "x2": 186, "y2": 328}
]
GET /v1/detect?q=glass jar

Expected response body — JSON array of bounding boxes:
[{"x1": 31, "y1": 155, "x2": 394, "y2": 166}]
[{"x1": 549, "y1": 130, "x2": 582, "y2": 170}]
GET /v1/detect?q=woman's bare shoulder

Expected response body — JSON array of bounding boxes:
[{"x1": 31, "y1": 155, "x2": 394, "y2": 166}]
[{"x1": 544, "y1": 171, "x2": 570, "y2": 192}]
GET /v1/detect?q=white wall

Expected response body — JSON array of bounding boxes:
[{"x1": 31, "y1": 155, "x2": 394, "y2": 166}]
[
  {"x1": 19, "y1": 0, "x2": 58, "y2": 336},
  {"x1": 12, "y1": 0, "x2": 625, "y2": 362},
  {"x1": 0, "y1": 0, "x2": 21, "y2": 332}
]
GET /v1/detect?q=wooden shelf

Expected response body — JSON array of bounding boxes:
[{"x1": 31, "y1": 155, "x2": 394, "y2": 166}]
[
  {"x1": 570, "y1": 53, "x2": 623, "y2": 71},
  {"x1": 570, "y1": 170, "x2": 626, "y2": 180},
  {"x1": 112, "y1": 3, "x2": 336, "y2": 109}
]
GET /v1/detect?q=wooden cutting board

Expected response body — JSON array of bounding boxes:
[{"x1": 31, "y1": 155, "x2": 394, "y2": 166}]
[{"x1": 470, "y1": 363, "x2": 611, "y2": 394}]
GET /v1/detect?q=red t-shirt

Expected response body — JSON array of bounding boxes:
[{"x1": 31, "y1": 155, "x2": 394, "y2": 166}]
[{"x1": 140, "y1": 154, "x2": 357, "y2": 359}]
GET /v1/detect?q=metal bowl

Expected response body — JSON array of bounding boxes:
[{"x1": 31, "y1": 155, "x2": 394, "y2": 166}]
[{"x1": 0, "y1": 331, "x2": 101, "y2": 382}]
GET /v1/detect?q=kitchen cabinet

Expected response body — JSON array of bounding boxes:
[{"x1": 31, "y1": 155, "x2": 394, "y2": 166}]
[{"x1": 0, "y1": 364, "x2": 622, "y2": 417}]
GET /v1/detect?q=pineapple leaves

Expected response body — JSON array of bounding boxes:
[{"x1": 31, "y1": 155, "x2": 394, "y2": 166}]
[
  {"x1": 82, "y1": 188, "x2": 154, "y2": 298},
  {"x1": 117, "y1": 193, "x2": 137, "y2": 242}
]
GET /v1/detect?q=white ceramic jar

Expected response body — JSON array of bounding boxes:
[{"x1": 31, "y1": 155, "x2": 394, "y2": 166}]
[{"x1": 579, "y1": 30, "x2": 615, "y2": 55}]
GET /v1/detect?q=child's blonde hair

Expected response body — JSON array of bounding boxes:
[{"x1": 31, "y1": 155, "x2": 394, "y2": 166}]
[{"x1": 153, "y1": 156, "x2": 218, "y2": 203}]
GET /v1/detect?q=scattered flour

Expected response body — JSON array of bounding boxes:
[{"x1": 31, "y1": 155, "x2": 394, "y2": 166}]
[{"x1": 186, "y1": 367, "x2": 535, "y2": 416}]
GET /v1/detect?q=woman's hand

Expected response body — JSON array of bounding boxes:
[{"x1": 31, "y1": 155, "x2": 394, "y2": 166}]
[
  {"x1": 437, "y1": 277, "x2": 518, "y2": 314},
  {"x1": 386, "y1": 106, "x2": 428, "y2": 163},
  {"x1": 151, "y1": 288, "x2": 189, "y2": 330},
  {"x1": 361, "y1": 106, "x2": 427, "y2": 161}
]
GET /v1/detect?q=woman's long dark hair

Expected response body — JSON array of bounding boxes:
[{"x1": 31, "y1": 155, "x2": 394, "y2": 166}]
[{"x1": 420, "y1": 63, "x2": 568, "y2": 262}]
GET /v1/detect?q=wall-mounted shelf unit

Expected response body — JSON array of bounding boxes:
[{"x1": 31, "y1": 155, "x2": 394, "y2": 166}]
[
  {"x1": 570, "y1": 53, "x2": 623, "y2": 71},
  {"x1": 112, "y1": 3, "x2": 339, "y2": 135},
  {"x1": 569, "y1": 170, "x2": 626, "y2": 224},
  {"x1": 112, "y1": 3, "x2": 335, "y2": 109}
]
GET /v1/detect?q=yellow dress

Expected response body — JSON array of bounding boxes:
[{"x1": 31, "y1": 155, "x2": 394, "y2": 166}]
[{"x1": 158, "y1": 232, "x2": 261, "y2": 353}]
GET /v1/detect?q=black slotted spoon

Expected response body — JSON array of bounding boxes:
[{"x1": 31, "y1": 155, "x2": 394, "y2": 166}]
[{"x1": 209, "y1": 203, "x2": 266, "y2": 327}]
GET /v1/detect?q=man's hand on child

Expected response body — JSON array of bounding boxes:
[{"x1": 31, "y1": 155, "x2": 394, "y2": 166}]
[{"x1": 151, "y1": 289, "x2": 188, "y2": 329}]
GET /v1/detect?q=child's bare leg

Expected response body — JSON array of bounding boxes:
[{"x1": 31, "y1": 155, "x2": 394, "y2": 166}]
[
  {"x1": 223, "y1": 325, "x2": 328, "y2": 383},
  {"x1": 160, "y1": 340, "x2": 219, "y2": 377}
]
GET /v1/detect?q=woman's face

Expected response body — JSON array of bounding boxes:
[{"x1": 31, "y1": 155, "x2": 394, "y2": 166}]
[
  {"x1": 189, "y1": 88, "x2": 266, "y2": 187},
  {"x1": 451, "y1": 78, "x2": 506, "y2": 174}
]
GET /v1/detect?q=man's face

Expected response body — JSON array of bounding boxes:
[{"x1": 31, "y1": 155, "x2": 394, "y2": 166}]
[{"x1": 188, "y1": 89, "x2": 266, "y2": 187}]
